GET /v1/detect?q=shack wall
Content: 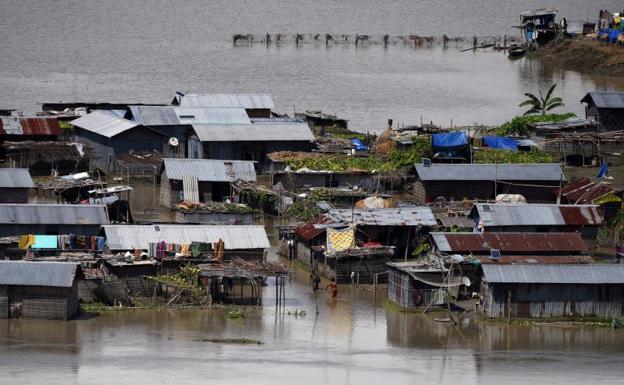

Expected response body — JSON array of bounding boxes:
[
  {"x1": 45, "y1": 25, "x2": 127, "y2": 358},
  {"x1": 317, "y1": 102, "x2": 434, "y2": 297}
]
[
  {"x1": 0, "y1": 188, "x2": 29, "y2": 203},
  {"x1": 0, "y1": 285, "x2": 7, "y2": 318},
  {"x1": 21, "y1": 284, "x2": 77, "y2": 320},
  {"x1": 482, "y1": 282, "x2": 624, "y2": 319},
  {"x1": 175, "y1": 211, "x2": 254, "y2": 225},
  {"x1": 387, "y1": 268, "x2": 447, "y2": 308},
  {"x1": 422, "y1": 180, "x2": 558, "y2": 203},
  {"x1": 325, "y1": 255, "x2": 390, "y2": 284}
]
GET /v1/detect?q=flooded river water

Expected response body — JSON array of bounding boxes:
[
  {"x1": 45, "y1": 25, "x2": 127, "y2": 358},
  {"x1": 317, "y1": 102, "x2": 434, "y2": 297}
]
[
  {"x1": 3, "y1": 1, "x2": 624, "y2": 130},
  {"x1": 2, "y1": 244, "x2": 624, "y2": 384}
]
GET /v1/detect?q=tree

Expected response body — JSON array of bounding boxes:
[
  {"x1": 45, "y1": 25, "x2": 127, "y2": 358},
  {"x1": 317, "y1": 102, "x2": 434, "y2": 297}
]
[{"x1": 519, "y1": 83, "x2": 564, "y2": 115}]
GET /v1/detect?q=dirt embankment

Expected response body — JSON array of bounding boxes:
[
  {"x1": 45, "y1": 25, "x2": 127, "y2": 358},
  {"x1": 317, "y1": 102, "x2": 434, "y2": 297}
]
[{"x1": 530, "y1": 37, "x2": 624, "y2": 76}]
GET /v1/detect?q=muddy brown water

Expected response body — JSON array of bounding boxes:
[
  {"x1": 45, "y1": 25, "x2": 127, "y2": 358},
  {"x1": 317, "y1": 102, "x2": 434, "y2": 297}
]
[{"x1": 1, "y1": 243, "x2": 624, "y2": 384}]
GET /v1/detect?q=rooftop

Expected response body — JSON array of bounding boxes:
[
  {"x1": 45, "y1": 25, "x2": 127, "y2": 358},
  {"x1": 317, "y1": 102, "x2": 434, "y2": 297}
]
[
  {"x1": 0, "y1": 116, "x2": 61, "y2": 136},
  {"x1": 470, "y1": 203, "x2": 602, "y2": 227},
  {"x1": 192, "y1": 121, "x2": 314, "y2": 142},
  {"x1": 129, "y1": 106, "x2": 251, "y2": 126},
  {"x1": 103, "y1": 224, "x2": 270, "y2": 251},
  {"x1": 326, "y1": 207, "x2": 437, "y2": 227},
  {"x1": 0, "y1": 168, "x2": 34, "y2": 188},
  {"x1": 163, "y1": 158, "x2": 257, "y2": 182},
  {"x1": 0, "y1": 204, "x2": 109, "y2": 225},
  {"x1": 482, "y1": 264, "x2": 624, "y2": 284},
  {"x1": 581, "y1": 92, "x2": 624, "y2": 109},
  {"x1": 0, "y1": 261, "x2": 81, "y2": 288},
  {"x1": 414, "y1": 163, "x2": 565, "y2": 182},
  {"x1": 177, "y1": 94, "x2": 274, "y2": 110},
  {"x1": 430, "y1": 232, "x2": 588, "y2": 254},
  {"x1": 70, "y1": 110, "x2": 140, "y2": 138}
]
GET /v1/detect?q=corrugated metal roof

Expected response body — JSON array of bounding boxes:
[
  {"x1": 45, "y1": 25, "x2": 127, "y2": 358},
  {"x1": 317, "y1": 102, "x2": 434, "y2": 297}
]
[
  {"x1": 103, "y1": 224, "x2": 270, "y2": 250},
  {"x1": 163, "y1": 158, "x2": 257, "y2": 182},
  {"x1": 482, "y1": 264, "x2": 624, "y2": 284},
  {"x1": 0, "y1": 168, "x2": 34, "y2": 188},
  {"x1": 477, "y1": 255, "x2": 594, "y2": 264},
  {"x1": 326, "y1": 207, "x2": 437, "y2": 226},
  {"x1": 581, "y1": 92, "x2": 624, "y2": 109},
  {"x1": 0, "y1": 117, "x2": 61, "y2": 136},
  {"x1": 192, "y1": 121, "x2": 314, "y2": 142},
  {"x1": 472, "y1": 203, "x2": 603, "y2": 227},
  {"x1": 128, "y1": 106, "x2": 179, "y2": 125},
  {"x1": 430, "y1": 232, "x2": 587, "y2": 253},
  {"x1": 70, "y1": 110, "x2": 139, "y2": 138},
  {"x1": 128, "y1": 106, "x2": 250, "y2": 126},
  {"x1": 0, "y1": 204, "x2": 109, "y2": 225},
  {"x1": 294, "y1": 214, "x2": 335, "y2": 241},
  {"x1": 0, "y1": 261, "x2": 80, "y2": 287},
  {"x1": 414, "y1": 163, "x2": 565, "y2": 181},
  {"x1": 179, "y1": 94, "x2": 274, "y2": 109},
  {"x1": 559, "y1": 177, "x2": 623, "y2": 204}
]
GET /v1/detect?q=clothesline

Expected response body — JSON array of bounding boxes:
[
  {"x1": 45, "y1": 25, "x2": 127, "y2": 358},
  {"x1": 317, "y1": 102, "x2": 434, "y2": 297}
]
[{"x1": 18, "y1": 234, "x2": 105, "y2": 251}]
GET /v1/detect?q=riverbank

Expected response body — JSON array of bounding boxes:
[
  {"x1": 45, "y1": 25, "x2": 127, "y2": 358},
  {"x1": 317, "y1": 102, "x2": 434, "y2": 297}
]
[{"x1": 530, "y1": 36, "x2": 624, "y2": 76}]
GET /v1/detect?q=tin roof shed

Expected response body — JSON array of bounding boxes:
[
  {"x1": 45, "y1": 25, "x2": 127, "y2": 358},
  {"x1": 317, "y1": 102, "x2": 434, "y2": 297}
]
[
  {"x1": 0, "y1": 261, "x2": 81, "y2": 287},
  {"x1": 163, "y1": 158, "x2": 256, "y2": 182},
  {"x1": 581, "y1": 92, "x2": 624, "y2": 109}
]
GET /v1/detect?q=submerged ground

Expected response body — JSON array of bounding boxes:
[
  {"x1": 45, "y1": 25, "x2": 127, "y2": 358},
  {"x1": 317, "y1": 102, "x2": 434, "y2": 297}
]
[{"x1": 1, "y1": 243, "x2": 624, "y2": 385}]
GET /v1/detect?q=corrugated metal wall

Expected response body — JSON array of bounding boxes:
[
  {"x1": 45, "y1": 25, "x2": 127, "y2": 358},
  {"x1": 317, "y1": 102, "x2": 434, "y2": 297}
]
[
  {"x1": 483, "y1": 282, "x2": 624, "y2": 319},
  {"x1": 0, "y1": 285, "x2": 7, "y2": 318},
  {"x1": 388, "y1": 269, "x2": 446, "y2": 308}
]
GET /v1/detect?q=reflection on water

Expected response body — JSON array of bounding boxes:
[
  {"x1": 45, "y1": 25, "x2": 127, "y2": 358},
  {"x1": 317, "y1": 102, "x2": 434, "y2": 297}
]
[{"x1": 1, "y1": 247, "x2": 624, "y2": 384}]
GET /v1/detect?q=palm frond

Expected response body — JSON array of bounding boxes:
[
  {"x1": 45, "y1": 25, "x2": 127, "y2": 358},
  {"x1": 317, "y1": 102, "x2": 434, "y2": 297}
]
[
  {"x1": 544, "y1": 83, "x2": 557, "y2": 102},
  {"x1": 545, "y1": 102, "x2": 565, "y2": 111}
]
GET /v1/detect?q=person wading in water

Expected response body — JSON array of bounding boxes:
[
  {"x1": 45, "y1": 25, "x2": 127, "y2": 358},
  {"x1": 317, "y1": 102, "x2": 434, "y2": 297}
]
[{"x1": 326, "y1": 278, "x2": 338, "y2": 298}]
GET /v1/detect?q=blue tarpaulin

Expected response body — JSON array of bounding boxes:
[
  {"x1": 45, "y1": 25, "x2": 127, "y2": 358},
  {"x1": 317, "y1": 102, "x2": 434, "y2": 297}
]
[
  {"x1": 483, "y1": 136, "x2": 518, "y2": 151},
  {"x1": 351, "y1": 138, "x2": 368, "y2": 151},
  {"x1": 432, "y1": 132, "x2": 468, "y2": 148},
  {"x1": 597, "y1": 160, "x2": 608, "y2": 178},
  {"x1": 32, "y1": 235, "x2": 58, "y2": 249}
]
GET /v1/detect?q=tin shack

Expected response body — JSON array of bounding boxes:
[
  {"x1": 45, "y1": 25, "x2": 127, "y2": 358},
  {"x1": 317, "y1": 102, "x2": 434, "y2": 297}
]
[
  {"x1": 0, "y1": 261, "x2": 82, "y2": 320},
  {"x1": 581, "y1": 92, "x2": 624, "y2": 132},
  {"x1": 413, "y1": 163, "x2": 564, "y2": 203},
  {"x1": 469, "y1": 203, "x2": 603, "y2": 249},
  {"x1": 0, "y1": 204, "x2": 109, "y2": 237},
  {"x1": 160, "y1": 158, "x2": 257, "y2": 206},
  {"x1": 0, "y1": 168, "x2": 34, "y2": 203},
  {"x1": 173, "y1": 93, "x2": 274, "y2": 119},
  {"x1": 480, "y1": 264, "x2": 624, "y2": 319}
]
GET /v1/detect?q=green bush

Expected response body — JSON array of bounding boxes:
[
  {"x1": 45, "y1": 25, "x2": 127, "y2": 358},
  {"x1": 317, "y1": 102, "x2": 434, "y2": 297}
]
[
  {"x1": 473, "y1": 148, "x2": 554, "y2": 164},
  {"x1": 495, "y1": 113, "x2": 576, "y2": 136}
]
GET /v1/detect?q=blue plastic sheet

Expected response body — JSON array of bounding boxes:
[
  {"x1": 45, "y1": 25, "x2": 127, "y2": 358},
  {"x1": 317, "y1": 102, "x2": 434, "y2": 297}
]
[
  {"x1": 32, "y1": 235, "x2": 58, "y2": 249},
  {"x1": 351, "y1": 138, "x2": 368, "y2": 151},
  {"x1": 483, "y1": 136, "x2": 518, "y2": 151},
  {"x1": 597, "y1": 160, "x2": 608, "y2": 178},
  {"x1": 432, "y1": 132, "x2": 468, "y2": 148}
]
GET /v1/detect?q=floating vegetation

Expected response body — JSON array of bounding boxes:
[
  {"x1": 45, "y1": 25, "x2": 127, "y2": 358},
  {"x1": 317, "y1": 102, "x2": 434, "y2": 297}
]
[{"x1": 226, "y1": 308, "x2": 248, "y2": 320}]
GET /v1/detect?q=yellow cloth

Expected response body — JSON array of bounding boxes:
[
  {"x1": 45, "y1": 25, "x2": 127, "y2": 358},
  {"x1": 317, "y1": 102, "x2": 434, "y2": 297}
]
[
  {"x1": 326, "y1": 226, "x2": 356, "y2": 254},
  {"x1": 18, "y1": 234, "x2": 35, "y2": 249}
]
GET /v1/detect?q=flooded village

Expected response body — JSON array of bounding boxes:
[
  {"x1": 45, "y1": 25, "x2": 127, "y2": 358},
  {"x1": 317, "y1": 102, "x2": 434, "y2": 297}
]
[{"x1": 2, "y1": 3, "x2": 624, "y2": 385}]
